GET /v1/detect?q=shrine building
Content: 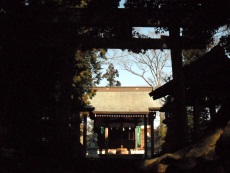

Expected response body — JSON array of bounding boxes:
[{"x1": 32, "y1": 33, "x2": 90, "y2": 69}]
[{"x1": 88, "y1": 86, "x2": 161, "y2": 158}]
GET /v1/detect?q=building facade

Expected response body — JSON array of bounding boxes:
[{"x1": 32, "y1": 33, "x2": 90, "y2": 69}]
[{"x1": 88, "y1": 86, "x2": 161, "y2": 158}]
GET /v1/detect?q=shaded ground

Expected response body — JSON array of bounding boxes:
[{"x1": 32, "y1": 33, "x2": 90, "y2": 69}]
[
  {"x1": 0, "y1": 156, "x2": 145, "y2": 173},
  {"x1": 1, "y1": 125, "x2": 230, "y2": 173}
]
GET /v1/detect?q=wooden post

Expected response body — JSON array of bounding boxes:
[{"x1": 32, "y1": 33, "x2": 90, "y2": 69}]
[
  {"x1": 105, "y1": 127, "x2": 109, "y2": 154},
  {"x1": 135, "y1": 127, "x2": 137, "y2": 150},
  {"x1": 55, "y1": 48, "x2": 75, "y2": 159},
  {"x1": 149, "y1": 112, "x2": 155, "y2": 158},
  {"x1": 169, "y1": 26, "x2": 189, "y2": 151},
  {"x1": 144, "y1": 114, "x2": 148, "y2": 158},
  {"x1": 121, "y1": 122, "x2": 124, "y2": 148}
]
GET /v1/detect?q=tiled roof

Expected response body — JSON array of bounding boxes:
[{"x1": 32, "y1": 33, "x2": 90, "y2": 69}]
[{"x1": 89, "y1": 87, "x2": 161, "y2": 114}]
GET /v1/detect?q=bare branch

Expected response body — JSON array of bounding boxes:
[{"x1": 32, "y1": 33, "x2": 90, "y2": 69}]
[{"x1": 110, "y1": 48, "x2": 172, "y2": 87}]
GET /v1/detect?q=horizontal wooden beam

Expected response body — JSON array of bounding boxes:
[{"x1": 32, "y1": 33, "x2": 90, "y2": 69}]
[
  {"x1": 5, "y1": 8, "x2": 183, "y2": 27},
  {"x1": 94, "y1": 111, "x2": 148, "y2": 115},
  {"x1": 43, "y1": 37, "x2": 206, "y2": 49},
  {"x1": 56, "y1": 8, "x2": 172, "y2": 27},
  {"x1": 149, "y1": 80, "x2": 174, "y2": 100},
  {"x1": 3, "y1": 8, "x2": 206, "y2": 49}
]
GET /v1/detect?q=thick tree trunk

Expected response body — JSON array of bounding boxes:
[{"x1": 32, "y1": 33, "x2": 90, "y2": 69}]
[{"x1": 51, "y1": 48, "x2": 75, "y2": 164}]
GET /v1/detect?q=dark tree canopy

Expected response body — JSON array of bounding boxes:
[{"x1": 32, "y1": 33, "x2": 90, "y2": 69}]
[
  {"x1": 220, "y1": 35, "x2": 230, "y2": 56},
  {"x1": 124, "y1": 0, "x2": 230, "y2": 46},
  {"x1": 87, "y1": 0, "x2": 120, "y2": 8},
  {"x1": 0, "y1": 0, "x2": 118, "y2": 165},
  {"x1": 102, "y1": 63, "x2": 121, "y2": 87},
  {"x1": 72, "y1": 49, "x2": 106, "y2": 110},
  {"x1": 1, "y1": 0, "x2": 120, "y2": 10}
]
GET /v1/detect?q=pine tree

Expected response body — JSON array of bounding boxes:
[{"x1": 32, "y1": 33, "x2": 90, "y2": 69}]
[
  {"x1": 72, "y1": 49, "x2": 106, "y2": 109},
  {"x1": 102, "y1": 63, "x2": 121, "y2": 87}
]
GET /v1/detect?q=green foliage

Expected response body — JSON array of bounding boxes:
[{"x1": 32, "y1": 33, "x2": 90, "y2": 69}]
[
  {"x1": 65, "y1": 1, "x2": 119, "y2": 109},
  {"x1": 125, "y1": 0, "x2": 230, "y2": 47},
  {"x1": 102, "y1": 63, "x2": 121, "y2": 87},
  {"x1": 72, "y1": 49, "x2": 106, "y2": 108},
  {"x1": 28, "y1": 0, "x2": 120, "y2": 8},
  {"x1": 186, "y1": 107, "x2": 194, "y2": 128},
  {"x1": 187, "y1": 106, "x2": 211, "y2": 140},
  {"x1": 87, "y1": 0, "x2": 120, "y2": 8},
  {"x1": 220, "y1": 34, "x2": 230, "y2": 56},
  {"x1": 2, "y1": 0, "x2": 100, "y2": 9},
  {"x1": 182, "y1": 49, "x2": 207, "y2": 62},
  {"x1": 124, "y1": 0, "x2": 158, "y2": 8}
]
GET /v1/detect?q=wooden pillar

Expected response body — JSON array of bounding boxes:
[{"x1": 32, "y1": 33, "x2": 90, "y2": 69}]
[
  {"x1": 121, "y1": 122, "x2": 124, "y2": 148},
  {"x1": 149, "y1": 112, "x2": 156, "y2": 158},
  {"x1": 83, "y1": 114, "x2": 87, "y2": 157},
  {"x1": 105, "y1": 127, "x2": 109, "y2": 154},
  {"x1": 169, "y1": 26, "x2": 189, "y2": 150},
  {"x1": 135, "y1": 127, "x2": 138, "y2": 150},
  {"x1": 144, "y1": 114, "x2": 148, "y2": 159}
]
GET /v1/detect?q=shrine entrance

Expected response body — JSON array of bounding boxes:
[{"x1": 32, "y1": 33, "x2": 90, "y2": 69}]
[
  {"x1": 94, "y1": 115, "x2": 144, "y2": 154},
  {"x1": 86, "y1": 86, "x2": 161, "y2": 158},
  {"x1": 106, "y1": 118, "x2": 137, "y2": 149},
  {"x1": 3, "y1": 7, "x2": 206, "y2": 158}
]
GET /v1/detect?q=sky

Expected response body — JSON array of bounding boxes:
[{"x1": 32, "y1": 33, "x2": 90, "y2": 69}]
[
  {"x1": 98, "y1": 0, "x2": 164, "y2": 87},
  {"x1": 98, "y1": 27, "x2": 170, "y2": 87},
  {"x1": 99, "y1": 65, "x2": 150, "y2": 86},
  {"x1": 97, "y1": 1, "x2": 172, "y2": 87},
  {"x1": 98, "y1": 0, "x2": 143, "y2": 87}
]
